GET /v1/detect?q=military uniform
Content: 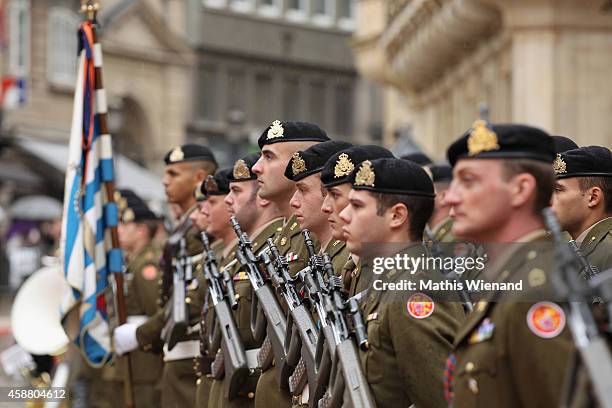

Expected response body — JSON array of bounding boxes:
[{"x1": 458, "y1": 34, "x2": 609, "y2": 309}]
[
  {"x1": 208, "y1": 218, "x2": 284, "y2": 408},
  {"x1": 254, "y1": 214, "x2": 314, "y2": 408},
  {"x1": 445, "y1": 121, "x2": 575, "y2": 407},
  {"x1": 554, "y1": 146, "x2": 612, "y2": 277},
  {"x1": 196, "y1": 238, "x2": 227, "y2": 408},
  {"x1": 447, "y1": 231, "x2": 573, "y2": 407}
]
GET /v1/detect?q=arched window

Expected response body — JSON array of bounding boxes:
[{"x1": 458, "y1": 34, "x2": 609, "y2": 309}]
[
  {"x1": 46, "y1": 7, "x2": 80, "y2": 87},
  {"x1": 7, "y1": 0, "x2": 31, "y2": 76}
]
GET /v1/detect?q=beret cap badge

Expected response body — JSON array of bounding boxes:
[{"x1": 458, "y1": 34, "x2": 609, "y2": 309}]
[
  {"x1": 266, "y1": 120, "x2": 284, "y2": 140},
  {"x1": 122, "y1": 208, "x2": 135, "y2": 223},
  {"x1": 467, "y1": 120, "x2": 500, "y2": 156},
  {"x1": 233, "y1": 159, "x2": 251, "y2": 180},
  {"x1": 169, "y1": 146, "x2": 185, "y2": 163},
  {"x1": 291, "y1": 152, "x2": 307, "y2": 176},
  {"x1": 355, "y1": 160, "x2": 375, "y2": 187},
  {"x1": 553, "y1": 154, "x2": 567, "y2": 174},
  {"x1": 334, "y1": 153, "x2": 354, "y2": 178}
]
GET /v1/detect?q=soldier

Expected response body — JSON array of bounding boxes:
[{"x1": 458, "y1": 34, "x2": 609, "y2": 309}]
[
  {"x1": 319, "y1": 145, "x2": 394, "y2": 296},
  {"x1": 443, "y1": 121, "x2": 574, "y2": 407},
  {"x1": 338, "y1": 157, "x2": 464, "y2": 408},
  {"x1": 250, "y1": 120, "x2": 329, "y2": 408},
  {"x1": 195, "y1": 168, "x2": 234, "y2": 407},
  {"x1": 552, "y1": 135, "x2": 579, "y2": 154},
  {"x1": 282, "y1": 140, "x2": 352, "y2": 407},
  {"x1": 95, "y1": 190, "x2": 164, "y2": 408},
  {"x1": 284, "y1": 140, "x2": 353, "y2": 271},
  {"x1": 552, "y1": 146, "x2": 612, "y2": 275},
  {"x1": 114, "y1": 144, "x2": 218, "y2": 408},
  {"x1": 207, "y1": 153, "x2": 284, "y2": 407},
  {"x1": 424, "y1": 163, "x2": 454, "y2": 243}
]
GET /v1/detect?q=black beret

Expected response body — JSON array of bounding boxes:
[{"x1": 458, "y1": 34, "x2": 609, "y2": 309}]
[
  {"x1": 426, "y1": 163, "x2": 453, "y2": 183},
  {"x1": 552, "y1": 135, "x2": 579, "y2": 154},
  {"x1": 164, "y1": 144, "x2": 217, "y2": 166},
  {"x1": 257, "y1": 120, "x2": 330, "y2": 149},
  {"x1": 115, "y1": 189, "x2": 158, "y2": 223},
  {"x1": 321, "y1": 145, "x2": 395, "y2": 188},
  {"x1": 351, "y1": 158, "x2": 435, "y2": 197},
  {"x1": 228, "y1": 153, "x2": 260, "y2": 182},
  {"x1": 400, "y1": 151, "x2": 433, "y2": 166},
  {"x1": 554, "y1": 146, "x2": 612, "y2": 179},
  {"x1": 200, "y1": 168, "x2": 232, "y2": 197},
  {"x1": 284, "y1": 141, "x2": 353, "y2": 182},
  {"x1": 447, "y1": 120, "x2": 555, "y2": 167}
]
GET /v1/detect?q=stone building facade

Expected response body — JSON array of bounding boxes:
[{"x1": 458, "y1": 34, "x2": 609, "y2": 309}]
[{"x1": 352, "y1": 0, "x2": 612, "y2": 158}]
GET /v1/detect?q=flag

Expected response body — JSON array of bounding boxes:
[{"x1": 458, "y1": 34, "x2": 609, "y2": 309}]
[
  {"x1": 1, "y1": 76, "x2": 26, "y2": 109},
  {"x1": 60, "y1": 21, "x2": 123, "y2": 367}
]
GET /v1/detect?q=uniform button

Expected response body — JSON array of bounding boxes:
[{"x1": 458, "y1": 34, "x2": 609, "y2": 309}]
[
  {"x1": 247, "y1": 392, "x2": 255, "y2": 399},
  {"x1": 185, "y1": 297, "x2": 192, "y2": 304},
  {"x1": 196, "y1": 378, "x2": 202, "y2": 385},
  {"x1": 468, "y1": 378, "x2": 479, "y2": 394},
  {"x1": 465, "y1": 362, "x2": 475, "y2": 373}
]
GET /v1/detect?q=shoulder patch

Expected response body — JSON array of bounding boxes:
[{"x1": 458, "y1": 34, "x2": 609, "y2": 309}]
[
  {"x1": 141, "y1": 265, "x2": 158, "y2": 281},
  {"x1": 285, "y1": 252, "x2": 299, "y2": 262},
  {"x1": 233, "y1": 271, "x2": 249, "y2": 281},
  {"x1": 526, "y1": 302, "x2": 565, "y2": 339},
  {"x1": 407, "y1": 293, "x2": 435, "y2": 319}
]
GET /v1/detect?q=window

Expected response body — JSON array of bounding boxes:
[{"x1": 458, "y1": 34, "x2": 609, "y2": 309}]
[
  {"x1": 337, "y1": 0, "x2": 355, "y2": 30},
  {"x1": 312, "y1": 0, "x2": 333, "y2": 26},
  {"x1": 334, "y1": 83, "x2": 353, "y2": 136},
  {"x1": 47, "y1": 7, "x2": 80, "y2": 87},
  {"x1": 198, "y1": 65, "x2": 218, "y2": 121},
  {"x1": 227, "y1": 70, "x2": 246, "y2": 113},
  {"x1": 286, "y1": 0, "x2": 307, "y2": 21},
  {"x1": 282, "y1": 77, "x2": 300, "y2": 120},
  {"x1": 255, "y1": 73, "x2": 272, "y2": 124},
  {"x1": 8, "y1": 0, "x2": 30, "y2": 77},
  {"x1": 230, "y1": 0, "x2": 254, "y2": 13},
  {"x1": 309, "y1": 80, "x2": 326, "y2": 127},
  {"x1": 258, "y1": 0, "x2": 280, "y2": 17}
]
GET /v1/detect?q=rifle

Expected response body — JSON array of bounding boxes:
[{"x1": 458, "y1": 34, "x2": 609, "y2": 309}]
[
  {"x1": 263, "y1": 235, "x2": 320, "y2": 399},
  {"x1": 161, "y1": 238, "x2": 189, "y2": 350},
  {"x1": 543, "y1": 208, "x2": 612, "y2": 408},
  {"x1": 424, "y1": 228, "x2": 473, "y2": 312},
  {"x1": 200, "y1": 232, "x2": 249, "y2": 400},
  {"x1": 568, "y1": 240, "x2": 599, "y2": 280},
  {"x1": 230, "y1": 216, "x2": 291, "y2": 389}
]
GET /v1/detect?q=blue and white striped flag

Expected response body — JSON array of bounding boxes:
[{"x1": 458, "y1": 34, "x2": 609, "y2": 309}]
[{"x1": 60, "y1": 22, "x2": 123, "y2": 367}]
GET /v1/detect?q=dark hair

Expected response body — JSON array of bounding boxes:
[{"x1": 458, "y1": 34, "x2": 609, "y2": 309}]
[
  {"x1": 139, "y1": 220, "x2": 159, "y2": 240},
  {"x1": 578, "y1": 177, "x2": 612, "y2": 214},
  {"x1": 191, "y1": 160, "x2": 218, "y2": 176},
  {"x1": 374, "y1": 193, "x2": 434, "y2": 241},
  {"x1": 501, "y1": 159, "x2": 554, "y2": 214}
]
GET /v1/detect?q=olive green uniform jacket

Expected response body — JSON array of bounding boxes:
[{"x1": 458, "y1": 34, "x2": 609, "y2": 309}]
[
  {"x1": 135, "y1": 207, "x2": 207, "y2": 408},
  {"x1": 450, "y1": 230, "x2": 573, "y2": 408},
  {"x1": 359, "y1": 243, "x2": 465, "y2": 408},
  {"x1": 254, "y1": 215, "x2": 317, "y2": 408},
  {"x1": 208, "y1": 218, "x2": 284, "y2": 408},
  {"x1": 580, "y1": 217, "x2": 612, "y2": 276}
]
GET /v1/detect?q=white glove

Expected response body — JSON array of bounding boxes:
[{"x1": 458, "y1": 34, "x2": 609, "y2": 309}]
[{"x1": 113, "y1": 323, "x2": 139, "y2": 355}]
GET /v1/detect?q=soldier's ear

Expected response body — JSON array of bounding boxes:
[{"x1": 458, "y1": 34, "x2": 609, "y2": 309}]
[
  {"x1": 389, "y1": 203, "x2": 409, "y2": 230},
  {"x1": 509, "y1": 173, "x2": 536, "y2": 209},
  {"x1": 586, "y1": 186, "x2": 603, "y2": 209},
  {"x1": 194, "y1": 168, "x2": 207, "y2": 183}
]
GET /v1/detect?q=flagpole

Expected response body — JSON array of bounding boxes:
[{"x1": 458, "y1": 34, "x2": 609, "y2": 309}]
[{"x1": 79, "y1": 2, "x2": 135, "y2": 407}]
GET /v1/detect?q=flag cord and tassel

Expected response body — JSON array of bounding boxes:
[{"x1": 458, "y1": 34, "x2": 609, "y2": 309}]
[{"x1": 79, "y1": 2, "x2": 135, "y2": 407}]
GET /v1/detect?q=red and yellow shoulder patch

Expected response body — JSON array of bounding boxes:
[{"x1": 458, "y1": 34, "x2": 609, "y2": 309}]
[
  {"x1": 526, "y1": 302, "x2": 565, "y2": 339},
  {"x1": 407, "y1": 293, "x2": 435, "y2": 319}
]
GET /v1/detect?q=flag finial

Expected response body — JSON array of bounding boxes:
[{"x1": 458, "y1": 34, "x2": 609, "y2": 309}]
[{"x1": 80, "y1": 1, "x2": 100, "y2": 21}]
